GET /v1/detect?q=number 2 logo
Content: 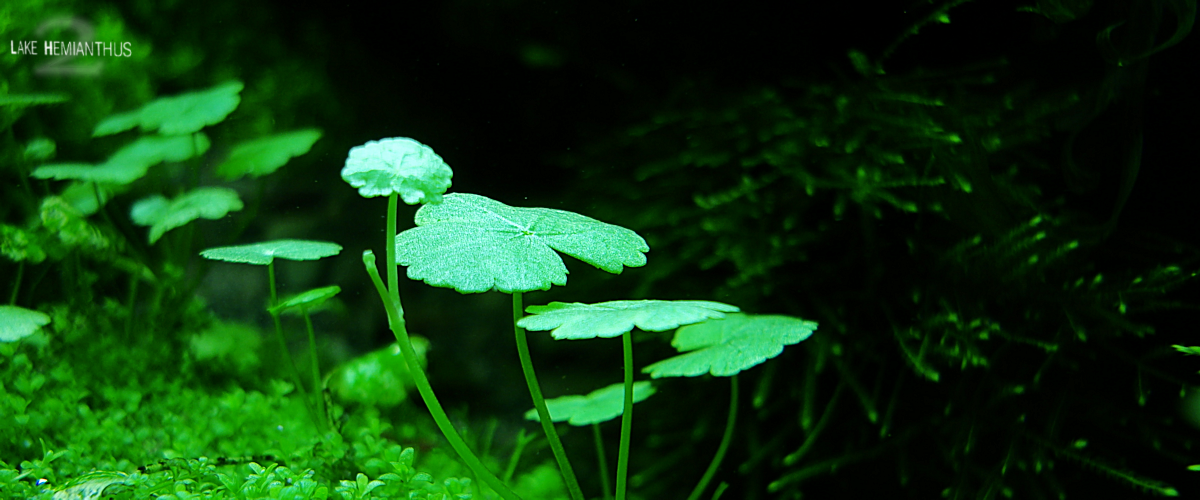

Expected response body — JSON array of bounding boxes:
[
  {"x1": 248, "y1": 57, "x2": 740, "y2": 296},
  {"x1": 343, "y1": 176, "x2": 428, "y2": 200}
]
[{"x1": 34, "y1": 16, "x2": 104, "y2": 77}]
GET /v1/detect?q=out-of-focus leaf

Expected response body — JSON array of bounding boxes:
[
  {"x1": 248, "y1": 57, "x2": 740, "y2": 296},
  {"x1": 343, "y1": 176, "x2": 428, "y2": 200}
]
[
  {"x1": 93, "y1": 80, "x2": 243, "y2": 136},
  {"x1": 524, "y1": 381, "x2": 656, "y2": 426},
  {"x1": 130, "y1": 187, "x2": 243, "y2": 243},
  {"x1": 326, "y1": 338, "x2": 429, "y2": 407},
  {"x1": 32, "y1": 134, "x2": 211, "y2": 185},
  {"x1": 0, "y1": 305, "x2": 51, "y2": 343},
  {"x1": 217, "y1": 129, "x2": 323, "y2": 180}
]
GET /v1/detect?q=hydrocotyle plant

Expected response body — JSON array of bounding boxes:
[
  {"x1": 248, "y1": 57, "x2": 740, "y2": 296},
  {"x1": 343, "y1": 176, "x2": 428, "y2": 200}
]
[
  {"x1": 341, "y1": 136, "x2": 820, "y2": 500},
  {"x1": 200, "y1": 239, "x2": 343, "y2": 433}
]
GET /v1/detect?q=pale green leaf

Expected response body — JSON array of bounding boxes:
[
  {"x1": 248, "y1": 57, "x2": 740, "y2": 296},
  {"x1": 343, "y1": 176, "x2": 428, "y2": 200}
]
[
  {"x1": 200, "y1": 239, "x2": 342, "y2": 265},
  {"x1": 217, "y1": 129, "x2": 323, "y2": 180},
  {"x1": 0, "y1": 305, "x2": 51, "y2": 343},
  {"x1": 130, "y1": 187, "x2": 243, "y2": 243},
  {"x1": 270, "y1": 285, "x2": 341, "y2": 315},
  {"x1": 525, "y1": 381, "x2": 656, "y2": 426},
  {"x1": 396, "y1": 193, "x2": 648, "y2": 293},
  {"x1": 31, "y1": 134, "x2": 211, "y2": 185},
  {"x1": 519, "y1": 300, "x2": 739, "y2": 340},
  {"x1": 644, "y1": 313, "x2": 818, "y2": 378},
  {"x1": 93, "y1": 80, "x2": 243, "y2": 136},
  {"x1": 340, "y1": 137, "x2": 453, "y2": 204}
]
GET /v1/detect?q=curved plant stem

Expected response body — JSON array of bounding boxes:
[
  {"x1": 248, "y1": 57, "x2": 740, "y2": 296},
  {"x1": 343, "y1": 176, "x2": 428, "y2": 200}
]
[
  {"x1": 267, "y1": 261, "x2": 319, "y2": 430},
  {"x1": 302, "y1": 310, "x2": 328, "y2": 431},
  {"x1": 512, "y1": 291, "x2": 585, "y2": 500},
  {"x1": 616, "y1": 330, "x2": 634, "y2": 500},
  {"x1": 363, "y1": 250, "x2": 521, "y2": 500},
  {"x1": 593, "y1": 423, "x2": 613, "y2": 500},
  {"x1": 686, "y1": 375, "x2": 739, "y2": 500}
]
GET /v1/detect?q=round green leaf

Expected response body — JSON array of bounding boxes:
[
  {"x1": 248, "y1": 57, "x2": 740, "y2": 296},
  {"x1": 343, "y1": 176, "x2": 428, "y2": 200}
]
[
  {"x1": 524, "y1": 381, "x2": 656, "y2": 426},
  {"x1": 644, "y1": 313, "x2": 818, "y2": 378},
  {"x1": 131, "y1": 187, "x2": 243, "y2": 243},
  {"x1": 519, "y1": 300, "x2": 739, "y2": 340},
  {"x1": 200, "y1": 239, "x2": 342, "y2": 265},
  {"x1": 93, "y1": 80, "x2": 243, "y2": 136},
  {"x1": 217, "y1": 129, "x2": 323, "y2": 180},
  {"x1": 396, "y1": 193, "x2": 649, "y2": 293},
  {"x1": 340, "y1": 137, "x2": 453, "y2": 204},
  {"x1": 270, "y1": 285, "x2": 341, "y2": 315},
  {"x1": 0, "y1": 305, "x2": 51, "y2": 343}
]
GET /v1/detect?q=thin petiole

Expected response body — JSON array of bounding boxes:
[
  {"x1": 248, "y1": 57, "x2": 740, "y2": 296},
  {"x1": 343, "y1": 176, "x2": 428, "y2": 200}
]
[
  {"x1": 363, "y1": 250, "x2": 521, "y2": 500},
  {"x1": 687, "y1": 375, "x2": 739, "y2": 500},
  {"x1": 512, "y1": 291, "x2": 585, "y2": 500}
]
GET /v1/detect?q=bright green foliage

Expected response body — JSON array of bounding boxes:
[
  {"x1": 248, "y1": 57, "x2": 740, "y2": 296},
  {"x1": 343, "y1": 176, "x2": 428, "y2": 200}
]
[
  {"x1": 270, "y1": 286, "x2": 341, "y2": 315},
  {"x1": 326, "y1": 339, "x2": 429, "y2": 407},
  {"x1": 0, "y1": 305, "x2": 50, "y2": 343},
  {"x1": 217, "y1": 129, "x2": 324, "y2": 180},
  {"x1": 33, "y1": 134, "x2": 212, "y2": 186},
  {"x1": 396, "y1": 193, "x2": 649, "y2": 293},
  {"x1": 340, "y1": 137, "x2": 453, "y2": 204},
  {"x1": 644, "y1": 314, "x2": 817, "y2": 378},
  {"x1": 92, "y1": 80, "x2": 244, "y2": 136},
  {"x1": 518, "y1": 300, "x2": 739, "y2": 340},
  {"x1": 525, "y1": 381, "x2": 657, "y2": 426},
  {"x1": 130, "y1": 187, "x2": 244, "y2": 243},
  {"x1": 200, "y1": 239, "x2": 342, "y2": 265}
]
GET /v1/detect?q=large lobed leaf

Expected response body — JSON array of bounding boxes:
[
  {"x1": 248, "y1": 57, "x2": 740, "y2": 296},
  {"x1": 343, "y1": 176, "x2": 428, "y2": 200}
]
[
  {"x1": 396, "y1": 193, "x2": 649, "y2": 293},
  {"x1": 217, "y1": 129, "x2": 323, "y2": 180},
  {"x1": 519, "y1": 300, "x2": 739, "y2": 340},
  {"x1": 644, "y1": 313, "x2": 818, "y2": 378},
  {"x1": 200, "y1": 239, "x2": 343, "y2": 265},
  {"x1": 525, "y1": 381, "x2": 656, "y2": 426},
  {"x1": 340, "y1": 137, "x2": 452, "y2": 204},
  {"x1": 93, "y1": 81, "x2": 243, "y2": 136},
  {"x1": 130, "y1": 187, "x2": 243, "y2": 244}
]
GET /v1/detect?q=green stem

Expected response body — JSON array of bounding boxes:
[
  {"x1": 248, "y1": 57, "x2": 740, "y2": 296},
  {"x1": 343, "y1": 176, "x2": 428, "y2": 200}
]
[
  {"x1": 503, "y1": 429, "x2": 535, "y2": 483},
  {"x1": 686, "y1": 375, "x2": 739, "y2": 500},
  {"x1": 302, "y1": 310, "x2": 328, "y2": 431},
  {"x1": 386, "y1": 194, "x2": 402, "y2": 315},
  {"x1": 8, "y1": 261, "x2": 23, "y2": 305},
  {"x1": 593, "y1": 423, "x2": 613, "y2": 500},
  {"x1": 363, "y1": 250, "x2": 520, "y2": 500},
  {"x1": 267, "y1": 261, "x2": 319, "y2": 431},
  {"x1": 512, "y1": 292, "x2": 585, "y2": 500},
  {"x1": 616, "y1": 330, "x2": 634, "y2": 500}
]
